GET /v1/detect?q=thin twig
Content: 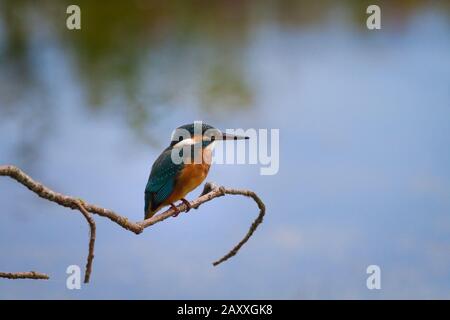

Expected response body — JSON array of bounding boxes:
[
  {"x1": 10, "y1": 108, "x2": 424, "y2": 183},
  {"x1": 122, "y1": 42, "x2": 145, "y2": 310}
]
[
  {"x1": 0, "y1": 165, "x2": 266, "y2": 282},
  {"x1": 212, "y1": 189, "x2": 266, "y2": 266},
  {"x1": 74, "y1": 200, "x2": 96, "y2": 284},
  {"x1": 0, "y1": 271, "x2": 49, "y2": 280}
]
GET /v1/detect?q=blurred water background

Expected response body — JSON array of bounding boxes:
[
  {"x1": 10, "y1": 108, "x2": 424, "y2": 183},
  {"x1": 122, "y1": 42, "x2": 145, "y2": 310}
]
[{"x1": 0, "y1": 0, "x2": 450, "y2": 299}]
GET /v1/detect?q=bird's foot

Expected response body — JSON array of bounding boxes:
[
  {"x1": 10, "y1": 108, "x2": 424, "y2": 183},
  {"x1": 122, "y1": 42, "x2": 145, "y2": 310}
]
[
  {"x1": 181, "y1": 198, "x2": 192, "y2": 212},
  {"x1": 170, "y1": 203, "x2": 181, "y2": 217}
]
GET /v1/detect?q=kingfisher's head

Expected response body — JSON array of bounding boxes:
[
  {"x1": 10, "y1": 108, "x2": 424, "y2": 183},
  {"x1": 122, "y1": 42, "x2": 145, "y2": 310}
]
[{"x1": 169, "y1": 122, "x2": 248, "y2": 149}]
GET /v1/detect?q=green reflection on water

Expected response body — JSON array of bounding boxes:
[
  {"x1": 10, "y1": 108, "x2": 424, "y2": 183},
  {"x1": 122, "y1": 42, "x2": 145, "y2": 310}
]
[{"x1": 0, "y1": 0, "x2": 448, "y2": 145}]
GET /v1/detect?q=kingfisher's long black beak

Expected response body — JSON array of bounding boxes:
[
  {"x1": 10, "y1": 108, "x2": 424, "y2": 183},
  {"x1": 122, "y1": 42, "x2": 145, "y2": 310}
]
[{"x1": 220, "y1": 133, "x2": 249, "y2": 140}]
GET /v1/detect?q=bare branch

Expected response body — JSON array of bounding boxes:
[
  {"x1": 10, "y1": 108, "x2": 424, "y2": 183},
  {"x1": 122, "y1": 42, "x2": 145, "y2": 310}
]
[
  {"x1": 0, "y1": 165, "x2": 143, "y2": 234},
  {"x1": 0, "y1": 271, "x2": 49, "y2": 280},
  {"x1": 0, "y1": 165, "x2": 266, "y2": 282}
]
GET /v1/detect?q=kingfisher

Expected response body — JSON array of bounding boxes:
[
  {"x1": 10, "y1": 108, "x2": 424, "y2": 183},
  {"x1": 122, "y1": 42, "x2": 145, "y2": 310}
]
[{"x1": 144, "y1": 122, "x2": 248, "y2": 219}]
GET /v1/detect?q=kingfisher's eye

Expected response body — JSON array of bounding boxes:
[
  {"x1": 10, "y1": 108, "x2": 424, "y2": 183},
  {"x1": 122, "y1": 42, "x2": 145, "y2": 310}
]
[
  {"x1": 172, "y1": 135, "x2": 184, "y2": 143},
  {"x1": 170, "y1": 135, "x2": 184, "y2": 146},
  {"x1": 210, "y1": 136, "x2": 216, "y2": 141}
]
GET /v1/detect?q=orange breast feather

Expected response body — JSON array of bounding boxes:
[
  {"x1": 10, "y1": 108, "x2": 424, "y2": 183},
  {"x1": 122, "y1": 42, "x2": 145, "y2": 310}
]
[{"x1": 162, "y1": 162, "x2": 210, "y2": 206}]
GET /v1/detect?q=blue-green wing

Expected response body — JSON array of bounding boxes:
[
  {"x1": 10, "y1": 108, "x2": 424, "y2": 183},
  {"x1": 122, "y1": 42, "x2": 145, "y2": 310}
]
[{"x1": 144, "y1": 148, "x2": 184, "y2": 216}]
